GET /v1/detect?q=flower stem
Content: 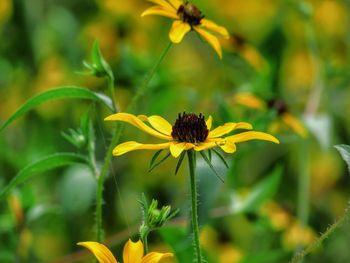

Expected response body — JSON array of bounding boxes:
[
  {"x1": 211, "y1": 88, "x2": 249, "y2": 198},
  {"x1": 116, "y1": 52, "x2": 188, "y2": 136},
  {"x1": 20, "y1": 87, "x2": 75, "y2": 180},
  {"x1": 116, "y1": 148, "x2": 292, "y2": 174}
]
[
  {"x1": 142, "y1": 231, "x2": 149, "y2": 254},
  {"x1": 94, "y1": 42, "x2": 172, "y2": 242},
  {"x1": 187, "y1": 150, "x2": 203, "y2": 263}
]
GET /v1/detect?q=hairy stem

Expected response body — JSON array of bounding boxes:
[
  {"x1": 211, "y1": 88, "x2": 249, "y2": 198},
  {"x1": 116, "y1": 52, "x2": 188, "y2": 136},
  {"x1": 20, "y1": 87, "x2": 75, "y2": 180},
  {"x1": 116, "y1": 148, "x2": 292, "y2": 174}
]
[
  {"x1": 187, "y1": 150, "x2": 203, "y2": 263},
  {"x1": 94, "y1": 42, "x2": 172, "y2": 242}
]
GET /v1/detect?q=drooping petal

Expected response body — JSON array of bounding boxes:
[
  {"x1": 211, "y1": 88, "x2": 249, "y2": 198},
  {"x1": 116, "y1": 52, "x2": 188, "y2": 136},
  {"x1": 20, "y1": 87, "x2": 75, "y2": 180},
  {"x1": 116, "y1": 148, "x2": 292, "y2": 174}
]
[
  {"x1": 170, "y1": 142, "x2": 194, "y2": 158},
  {"x1": 194, "y1": 27, "x2": 222, "y2": 59},
  {"x1": 281, "y1": 113, "x2": 308, "y2": 138},
  {"x1": 141, "y1": 6, "x2": 179, "y2": 19},
  {"x1": 193, "y1": 141, "x2": 217, "y2": 151},
  {"x1": 206, "y1": 115, "x2": 213, "y2": 130},
  {"x1": 113, "y1": 141, "x2": 171, "y2": 156},
  {"x1": 200, "y1": 19, "x2": 229, "y2": 37},
  {"x1": 123, "y1": 239, "x2": 144, "y2": 263},
  {"x1": 141, "y1": 252, "x2": 173, "y2": 263},
  {"x1": 169, "y1": 20, "x2": 191, "y2": 43},
  {"x1": 105, "y1": 113, "x2": 172, "y2": 140},
  {"x1": 219, "y1": 139, "x2": 237, "y2": 153},
  {"x1": 208, "y1": 122, "x2": 252, "y2": 138},
  {"x1": 227, "y1": 131, "x2": 279, "y2": 144},
  {"x1": 147, "y1": 115, "x2": 173, "y2": 136},
  {"x1": 146, "y1": 0, "x2": 177, "y2": 12},
  {"x1": 77, "y1": 242, "x2": 118, "y2": 263}
]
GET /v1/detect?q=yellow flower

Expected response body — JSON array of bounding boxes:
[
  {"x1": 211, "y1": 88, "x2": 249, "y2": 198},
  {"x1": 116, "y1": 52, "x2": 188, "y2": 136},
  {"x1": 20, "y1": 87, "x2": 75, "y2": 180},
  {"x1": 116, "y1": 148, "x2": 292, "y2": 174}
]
[
  {"x1": 141, "y1": 0, "x2": 229, "y2": 58},
  {"x1": 105, "y1": 112, "x2": 279, "y2": 158},
  {"x1": 78, "y1": 239, "x2": 173, "y2": 263},
  {"x1": 233, "y1": 93, "x2": 308, "y2": 138}
]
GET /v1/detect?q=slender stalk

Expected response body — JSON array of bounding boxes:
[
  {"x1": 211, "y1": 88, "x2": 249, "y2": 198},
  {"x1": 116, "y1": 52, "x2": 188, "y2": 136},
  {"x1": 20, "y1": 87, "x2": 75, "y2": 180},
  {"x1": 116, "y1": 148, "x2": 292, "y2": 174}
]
[
  {"x1": 94, "y1": 42, "x2": 172, "y2": 242},
  {"x1": 187, "y1": 150, "x2": 203, "y2": 263},
  {"x1": 142, "y1": 232, "x2": 149, "y2": 254}
]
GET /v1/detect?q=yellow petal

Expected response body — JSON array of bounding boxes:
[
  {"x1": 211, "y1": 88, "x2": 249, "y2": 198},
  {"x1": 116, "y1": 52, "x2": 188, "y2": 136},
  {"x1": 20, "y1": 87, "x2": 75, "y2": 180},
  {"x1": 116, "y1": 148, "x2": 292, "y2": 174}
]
[
  {"x1": 148, "y1": 115, "x2": 173, "y2": 136},
  {"x1": 141, "y1": 6, "x2": 179, "y2": 19},
  {"x1": 170, "y1": 142, "x2": 194, "y2": 158},
  {"x1": 105, "y1": 113, "x2": 172, "y2": 140},
  {"x1": 208, "y1": 122, "x2": 252, "y2": 138},
  {"x1": 169, "y1": 20, "x2": 191, "y2": 43},
  {"x1": 206, "y1": 115, "x2": 213, "y2": 130},
  {"x1": 200, "y1": 19, "x2": 229, "y2": 37},
  {"x1": 77, "y1": 242, "x2": 118, "y2": 263},
  {"x1": 194, "y1": 141, "x2": 217, "y2": 151},
  {"x1": 219, "y1": 139, "x2": 237, "y2": 153},
  {"x1": 167, "y1": 0, "x2": 182, "y2": 9},
  {"x1": 233, "y1": 93, "x2": 266, "y2": 110},
  {"x1": 141, "y1": 252, "x2": 173, "y2": 263},
  {"x1": 113, "y1": 141, "x2": 171, "y2": 156},
  {"x1": 123, "y1": 239, "x2": 144, "y2": 263},
  {"x1": 146, "y1": 0, "x2": 177, "y2": 12},
  {"x1": 194, "y1": 27, "x2": 222, "y2": 59},
  {"x1": 281, "y1": 113, "x2": 308, "y2": 138},
  {"x1": 227, "y1": 131, "x2": 280, "y2": 144}
]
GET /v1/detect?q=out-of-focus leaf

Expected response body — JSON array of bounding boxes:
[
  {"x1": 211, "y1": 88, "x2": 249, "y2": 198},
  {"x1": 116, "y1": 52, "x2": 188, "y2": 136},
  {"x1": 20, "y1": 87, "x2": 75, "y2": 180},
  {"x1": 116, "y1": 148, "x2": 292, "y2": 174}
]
[
  {"x1": 58, "y1": 164, "x2": 96, "y2": 216},
  {"x1": 335, "y1": 144, "x2": 350, "y2": 174},
  {"x1": 0, "y1": 153, "x2": 89, "y2": 199},
  {"x1": 0, "y1": 250, "x2": 16, "y2": 263},
  {"x1": 240, "y1": 250, "x2": 286, "y2": 263},
  {"x1": 0, "y1": 86, "x2": 113, "y2": 132},
  {"x1": 231, "y1": 165, "x2": 282, "y2": 214},
  {"x1": 26, "y1": 204, "x2": 61, "y2": 225},
  {"x1": 159, "y1": 226, "x2": 193, "y2": 263}
]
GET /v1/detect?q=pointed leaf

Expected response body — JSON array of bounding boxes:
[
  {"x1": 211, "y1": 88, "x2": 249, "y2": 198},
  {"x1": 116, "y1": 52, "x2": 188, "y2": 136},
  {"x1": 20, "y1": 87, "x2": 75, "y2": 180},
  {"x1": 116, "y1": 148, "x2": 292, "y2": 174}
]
[
  {"x1": 208, "y1": 149, "x2": 212, "y2": 162},
  {"x1": 0, "y1": 86, "x2": 114, "y2": 132},
  {"x1": 148, "y1": 152, "x2": 171, "y2": 172},
  {"x1": 148, "y1": 150, "x2": 163, "y2": 171},
  {"x1": 199, "y1": 151, "x2": 224, "y2": 183},
  {"x1": 0, "y1": 153, "x2": 89, "y2": 199},
  {"x1": 175, "y1": 151, "x2": 186, "y2": 175},
  {"x1": 335, "y1": 144, "x2": 350, "y2": 174},
  {"x1": 212, "y1": 148, "x2": 229, "y2": 169}
]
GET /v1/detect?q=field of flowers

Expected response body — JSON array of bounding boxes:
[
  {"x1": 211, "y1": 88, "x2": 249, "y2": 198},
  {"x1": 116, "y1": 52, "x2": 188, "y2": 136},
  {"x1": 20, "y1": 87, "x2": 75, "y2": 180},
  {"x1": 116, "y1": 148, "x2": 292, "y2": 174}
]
[{"x1": 1, "y1": 0, "x2": 350, "y2": 262}]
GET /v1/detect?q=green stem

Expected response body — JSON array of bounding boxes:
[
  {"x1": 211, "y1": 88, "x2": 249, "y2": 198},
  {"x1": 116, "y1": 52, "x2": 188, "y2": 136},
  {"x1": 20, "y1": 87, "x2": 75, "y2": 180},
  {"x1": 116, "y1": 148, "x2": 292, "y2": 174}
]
[
  {"x1": 94, "y1": 42, "x2": 172, "y2": 242},
  {"x1": 142, "y1": 231, "x2": 149, "y2": 254},
  {"x1": 128, "y1": 42, "x2": 172, "y2": 113},
  {"x1": 187, "y1": 150, "x2": 202, "y2": 263},
  {"x1": 108, "y1": 75, "x2": 118, "y2": 113}
]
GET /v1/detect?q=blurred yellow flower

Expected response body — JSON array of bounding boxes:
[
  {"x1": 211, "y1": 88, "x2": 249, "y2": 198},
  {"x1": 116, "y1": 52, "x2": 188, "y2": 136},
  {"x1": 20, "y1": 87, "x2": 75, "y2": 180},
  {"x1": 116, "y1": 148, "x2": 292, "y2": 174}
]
[
  {"x1": 141, "y1": 0, "x2": 229, "y2": 58},
  {"x1": 260, "y1": 201, "x2": 292, "y2": 231},
  {"x1": 105, "y1": 112, "x2": 279, "y2": 158},
  {"x1": 78, "y1": 239, "x2": 173, "y2": 263},
  {"x1": 232, "y1": 93, "x2": 308, "y2": 138},
  {"x1": 282, "y1": 222, "x2": 317, "y2": 250}
]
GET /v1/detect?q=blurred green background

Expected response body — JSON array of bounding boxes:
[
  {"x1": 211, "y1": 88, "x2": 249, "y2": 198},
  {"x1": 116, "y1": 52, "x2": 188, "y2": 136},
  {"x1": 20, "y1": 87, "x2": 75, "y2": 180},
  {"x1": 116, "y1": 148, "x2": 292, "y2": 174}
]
[{"x1": 1, "y1": 0, "x2": 350, "y2": 262}]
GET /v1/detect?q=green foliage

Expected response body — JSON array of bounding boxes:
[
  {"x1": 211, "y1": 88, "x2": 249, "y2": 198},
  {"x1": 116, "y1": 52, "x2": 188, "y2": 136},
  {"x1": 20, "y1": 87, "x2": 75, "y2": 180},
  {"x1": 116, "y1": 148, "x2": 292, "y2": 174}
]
[
  {"x1": 0, "y1": 86, "x2": 113, "y2": 132},
  {"x1": 0, "y1": 153, "x2": 89, "y2": 199},
  {"x1": 335, "y1": 144, "x2": 350, "y2": 173}
]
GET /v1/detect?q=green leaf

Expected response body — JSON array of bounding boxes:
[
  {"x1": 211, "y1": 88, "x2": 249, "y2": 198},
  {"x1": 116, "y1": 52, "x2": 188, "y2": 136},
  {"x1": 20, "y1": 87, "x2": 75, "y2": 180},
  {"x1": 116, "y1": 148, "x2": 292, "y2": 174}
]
[
  {"x1": 159, "y1": 226, "x2": 193, "y2": 263},
  {"x1": 232, "y1": 165, "x2": 282, "y2": 214},
  {"x1": 0, "y1": 86, "x2": 114, "y2": 132},
  {"x1": 212, "y1": 148, "x2": 229, "y2": 169},
  {"x1": 199, "y1": 151, "x2": 224, "y2": 183},
  {"x1": 175, "y1": 151, "x2": 186, "y2": 175},
  {"x1": 91, "y1": 41, "x2": 114, "y2": 79},
  {"x1": 148, "y1": 152, "x2": 171, "y2": 172},
  {"x1": 148, "y1": 150, "x2": 163, "y2": 171},
  {"x1": 334, "y1": 144, "x2": 350, "y2": 174},
  {"x1": 0, "y1": 153, "x2": 89, "y2": 199}
]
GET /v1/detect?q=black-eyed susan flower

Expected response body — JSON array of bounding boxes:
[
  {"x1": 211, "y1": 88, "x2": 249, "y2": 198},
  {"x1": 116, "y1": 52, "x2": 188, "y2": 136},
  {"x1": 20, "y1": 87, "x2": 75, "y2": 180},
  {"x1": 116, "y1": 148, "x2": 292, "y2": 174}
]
[
  {"x1": 104, "y1": 112, "x2": 279, "y2": 158},
  {"x1": 141, "y1": 0, "x2": 229, "y2": 58},
  {"x1": 78, "y1": 239, "x2": 172, "y2": 263},
  {"x1": 233, "y1": 92, "x2": 308, "y2": 138}
]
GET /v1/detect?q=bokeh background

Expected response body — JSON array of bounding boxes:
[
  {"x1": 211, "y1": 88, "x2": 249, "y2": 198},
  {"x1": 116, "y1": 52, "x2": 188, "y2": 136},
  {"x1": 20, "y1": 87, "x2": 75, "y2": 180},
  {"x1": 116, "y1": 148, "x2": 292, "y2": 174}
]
[{"x1": 1, "y1": 0, "x2": 350, "y2": 262}]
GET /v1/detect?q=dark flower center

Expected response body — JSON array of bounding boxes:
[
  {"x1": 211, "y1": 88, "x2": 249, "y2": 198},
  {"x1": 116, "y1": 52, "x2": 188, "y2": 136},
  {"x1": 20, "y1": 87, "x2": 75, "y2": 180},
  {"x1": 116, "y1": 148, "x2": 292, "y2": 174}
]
[
  {"x1": 172, "y1": 112, "x2": 209, "y2": 143},
  {"x1": 267, "y1": 99, "x2": 288, "y2": 115},
  {"x1": 177, "y1": 2, "x2": 204, "y2": 26}
]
